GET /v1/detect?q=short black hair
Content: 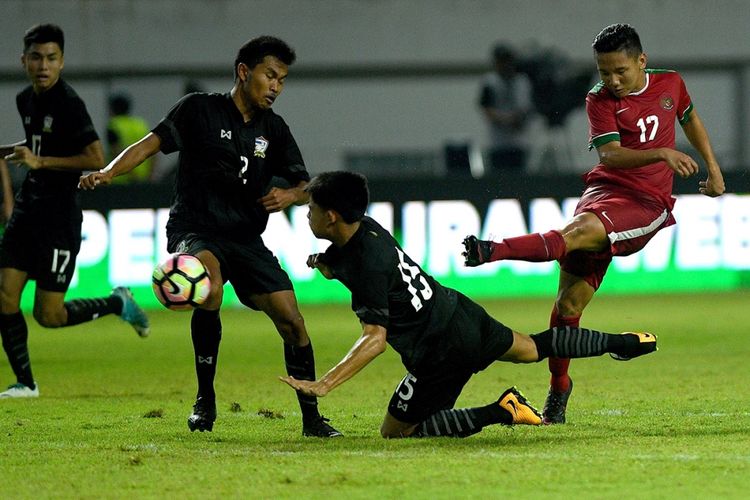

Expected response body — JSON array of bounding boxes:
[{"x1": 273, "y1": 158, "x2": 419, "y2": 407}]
[
  {"x1": 234, "y1": 36, "x2": 296, "y2": 79},
  {"x1": 24, "y1": 23, "x2": 65, "y2": 53},
  {"x1": 492, "y1": 43, "x2": 515, "y2": 63},
  {"x1": 592, "y1": 23, "x2": 642, "y2": 58},
  {"x1": 108, "y1": 92, "x2": 132, "y2": 115},
  {"x1": 306, "y1": 171, "x2": 369, "y2": 224}
]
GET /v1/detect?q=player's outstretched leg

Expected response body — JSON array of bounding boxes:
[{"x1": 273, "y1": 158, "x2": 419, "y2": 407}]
[
  {"x1": 463, "y1": 231, "x2": 567, "y2": 266},
  {"x1": 187, "y1": 395, "x2": 216, "y2": 432},
  {"x1": 111, "y1": 287, "x2": 150, "y2": 337},
  {"x1": 530, "y1": 327, "x2": 657, "y2": 361},
  {"x1": 529, "y1": 328, "x2": 655, "y2": 424},
  {"x1": 462, "y1": 229, "x2": 567, "y2": 267},
  {"x1": 414, "y1": 386, "x2": 541, "y2": 437},
  {"x1": 462, "y1": 235, "x2": 494, "y2": 267}
]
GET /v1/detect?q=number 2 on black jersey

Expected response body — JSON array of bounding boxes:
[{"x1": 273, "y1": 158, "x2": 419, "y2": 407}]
[{"x1": 238, "y1": 155, "x2": 248, "y2": 184}]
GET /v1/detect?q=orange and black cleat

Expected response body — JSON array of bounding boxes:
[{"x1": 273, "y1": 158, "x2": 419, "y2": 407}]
[{"x1": 498, "y1": 386, "x2": 542, "y2": 426}]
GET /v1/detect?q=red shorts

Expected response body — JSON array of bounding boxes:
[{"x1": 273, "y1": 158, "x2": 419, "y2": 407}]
[{"x1": 559, "y1": 185, "x2": 675, "y2": 290}]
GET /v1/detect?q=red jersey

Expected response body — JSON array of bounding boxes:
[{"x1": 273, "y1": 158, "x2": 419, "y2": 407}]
[{"x1": 585, "y1": 69, "x2": 693, "y2": 208}]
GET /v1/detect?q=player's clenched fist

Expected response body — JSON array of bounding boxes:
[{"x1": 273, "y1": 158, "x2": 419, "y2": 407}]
[
  {"x1": 307, "y1": 253, "x2": 334, "y2": 279},
  {"x1": 78, "y1": 170, "x2": 112, "y2": 190}
]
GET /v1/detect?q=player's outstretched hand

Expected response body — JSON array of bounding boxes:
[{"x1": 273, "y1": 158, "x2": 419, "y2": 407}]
[
  {"x1": 699, "y1": 175, "x2": 725, "y2": 197},
  {"x1": 279, "y1": 375, "x2": 329, "y2": 397},
  {"x1": 78, "y1": 171, "x2": 111, "y2": 190},
  {"x1": 307, "y1": 253, "x2": 334, "y2": 279}
]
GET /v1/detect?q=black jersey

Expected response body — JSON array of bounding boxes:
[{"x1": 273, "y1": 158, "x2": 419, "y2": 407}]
[
  {"x1": 14, "y1": 79, "x2": 99, "y2": 220},
  {"x1": 153, "y1": 92, "x2": 310, "y2": 241},
  {"x1": 322, "y1": 216, "x2": 458, "y2": 369}
]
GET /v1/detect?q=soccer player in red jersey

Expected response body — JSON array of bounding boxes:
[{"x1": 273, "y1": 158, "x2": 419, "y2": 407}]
[{"x1": 462, "y1": 23, "x2": 725, "y2": 424}]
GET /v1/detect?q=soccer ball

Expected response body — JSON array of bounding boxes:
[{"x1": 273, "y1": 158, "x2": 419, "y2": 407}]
[{"x1": 152, "y1": 253, "x2": 211, "y2": 311}]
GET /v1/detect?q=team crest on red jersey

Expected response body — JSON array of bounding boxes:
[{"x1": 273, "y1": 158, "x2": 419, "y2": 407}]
[{"x1": 659, "y1": 94, "x2": 674, "y2": 111}]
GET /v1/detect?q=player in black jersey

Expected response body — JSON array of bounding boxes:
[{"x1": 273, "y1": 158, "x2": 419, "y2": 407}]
[
  {"x1": 0, "y1": 24, "x2": 150, "y2": 399},
  {"x1": 281, "y1": 171, "x2": 657, "y2": 437},
  {"x1": 79, "y1": 36, "x2": 340, "y2": 437}
]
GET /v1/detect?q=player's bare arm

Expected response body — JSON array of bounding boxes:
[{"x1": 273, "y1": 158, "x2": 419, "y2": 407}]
[
  {"x1": 306, "y1": 253, "x2": 334, "y2": 279},
  {"x1": 596, "y1": 140, "x2": 699, "y2": 178},
  {"x1": 680, "y1": 111, "x2": 725, "y2": 197},
  {"x1": 280, "y1": 322, "x2": 387, "y2": 397},
  {"x1": 258, "y1": 180, "x2": 309, "y2": 213},
  {"x1": 5, "y1": 139, "x2": 104, "y2": 172},
  {"x1": 79, "y1": 133, "x2": 161, "y2": 190}
]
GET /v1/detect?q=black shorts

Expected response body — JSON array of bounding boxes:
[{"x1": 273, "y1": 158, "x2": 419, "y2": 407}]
[
  {"x1": 0, "y1": 214, "x2": 82, "y2": 292},
  {"x1": 387, "y1": 292, "x2": 514, "y2": 424},
  {"x1": 167, "y1": 231, "x2": 293, "y2": 309}
]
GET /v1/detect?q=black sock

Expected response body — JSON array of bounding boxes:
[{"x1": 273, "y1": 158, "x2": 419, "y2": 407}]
[
  {"x1": 0, "y1": 312, "x2": 34, "y2": 388},
  {"x1": 191, "y1": 309, "x2": 222, "y2": 401},
  {"x1": 64, "y1": 296, "x2": 120, "y2": 326},
  {"x1": 284, "y1": 342, "x2": 320, "y2": 421},
  {"x1": 531, "y1": 326, "x2": 626, "y2": 359},
  {"x1": 415, "y1": 403, "x2": 504, "y2": 438}
]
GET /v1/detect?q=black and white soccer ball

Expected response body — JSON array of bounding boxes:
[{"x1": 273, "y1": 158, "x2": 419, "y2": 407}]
[{"x1": 151, "y1": 253, "x2": 210, "y2": 311}]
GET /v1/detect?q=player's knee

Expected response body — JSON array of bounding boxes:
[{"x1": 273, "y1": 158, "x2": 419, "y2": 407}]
[
  {"x1": 380, "y1": 415, "x2": 417, "y2": 438},
  {"x1": 380, "y1": 428, "x2": 395, "y2": 439},
  {"x1": 514, "y1": 334, "x2": 541, "y2": 362},
  {"x1": 563, "y1": 225, "x2": 592, "y2": 250},
  {"x1": 499, "y1": 332, "x2": 539, "y2": 363},
  {"x1": 380, "y1": 425, "x2": 403, "y2": 439},
  {"x1": 0, "y1": 289, "x2": 20, "y2": 314},
  {"x1": 277, "y1": 314, "x2": 307, "y2": 344},
  {"x1": 563, "y1": 214, "x2": 607, "y2": 251},
  {"x1": 202, "y1": 283, "x2": 224, "y2": 310},
  {"x1": 555, "y1": 296, "x2": 584, "y2": 317},
  {"x1": 32, "y1": 307, "x2": 66, "y2": 328}
]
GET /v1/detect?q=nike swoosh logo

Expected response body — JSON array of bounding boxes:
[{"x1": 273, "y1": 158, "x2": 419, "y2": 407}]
[
  {"x1": 507, "y1": 399, "x2": 518, "y2": 416},
  {"x1": 601, "y1": 211, "x2": 614, "y2": 225},
  {"x1": 616, "y1": 107, "x2": 630, "y2": 115}
]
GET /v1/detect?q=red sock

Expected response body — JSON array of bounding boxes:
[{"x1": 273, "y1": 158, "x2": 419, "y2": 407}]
[
  {"x1": 490, "y1": 230, "x2": 566, "y2": 262},
  {"x1": 548, "y1": 305, "x2": 580, "y2": 392}
]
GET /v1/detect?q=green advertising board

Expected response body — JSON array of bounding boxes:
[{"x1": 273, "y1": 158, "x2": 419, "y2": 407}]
[{"x1": 24, "y1": 190, "x2": 750, "y2": 311}]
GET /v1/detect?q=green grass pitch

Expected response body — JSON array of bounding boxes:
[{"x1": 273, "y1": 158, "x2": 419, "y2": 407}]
[{"x1": 2, "y1": 292, "x2": 749, "y2": 498}]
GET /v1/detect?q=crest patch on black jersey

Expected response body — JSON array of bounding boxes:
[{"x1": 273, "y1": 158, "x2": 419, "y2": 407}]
[{"x1": 254, "y1": 136, "x2": 269, "y2": 158}]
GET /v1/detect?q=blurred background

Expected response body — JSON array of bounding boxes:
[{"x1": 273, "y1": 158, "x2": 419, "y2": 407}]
[
  {"x1": 2, "y1": 0, "x2": 748, "y2": 177},
  {"x1": 1, "y1": 0, "x2": 748, "y2": 307}
]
